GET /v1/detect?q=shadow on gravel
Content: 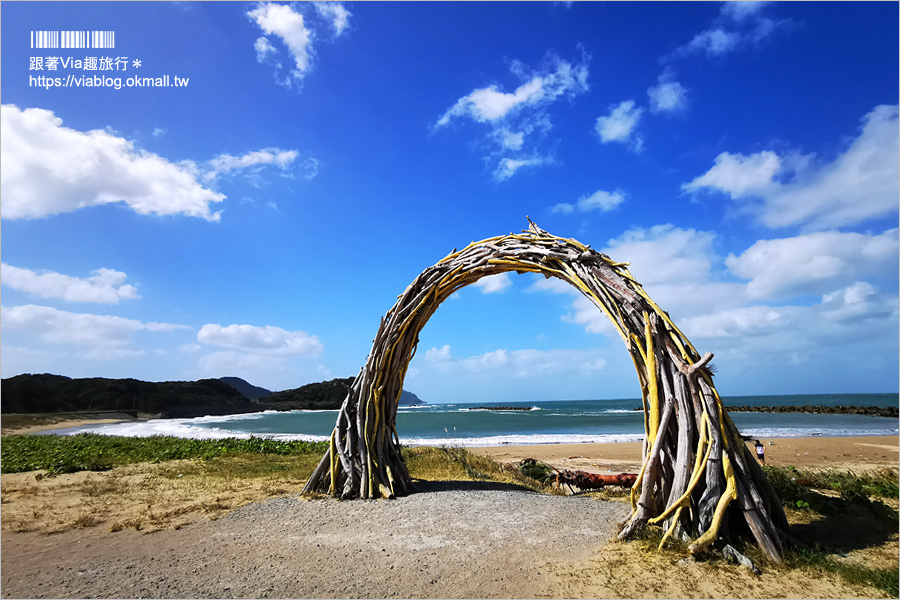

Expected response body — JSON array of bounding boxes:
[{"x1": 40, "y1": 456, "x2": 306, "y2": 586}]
[{"x1": 411, "y1": 479, "x2": 538, "y2": 494}]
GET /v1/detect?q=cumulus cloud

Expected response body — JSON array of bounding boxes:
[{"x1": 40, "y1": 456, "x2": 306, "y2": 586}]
[
  {"x1": 434, "y1": 52, "x2": 588, "y2": 180},
  {"x1": 472, "y1": 273, "x2": 513, "y2": 294},
  {"x1": 248, "y1": 3, "x2": 312, "y2": 83},
  {"x1": 0, "y1": 304, "x2": 187, "y2": 359},
  {"x1": 553, "y1": 189, "x2": 625, "y2": 215},
  {"x1": 683, "y1": 105, "x2": 900, "y2": 229},
  {"x1": 248, "y1": 1, "x2": 351, "y2": 88},
  {"x1": 725, "y1": 229, "x2": 899, "y2": 300},
  {"x1": 425, "y1": 344, "x2": 453, "y2": 363},
  {"x1": 594, "y1": 100, "x2": 644, "y2": 152},
  {"x1": 0, "y1": 264, "x2": 140, "y2": 304},
  {"x1": 647, "y1": 69, "x2": 687, "y2": 113},
  {"x1": 682, "y1": 150, "x2": 781, "y2": 197},
  {"x1": 197, "y1": 323, "x2": 323, "y2": 357},
  {"x1": 0, "y1": 105, "x2": 224, "y2": 221}
]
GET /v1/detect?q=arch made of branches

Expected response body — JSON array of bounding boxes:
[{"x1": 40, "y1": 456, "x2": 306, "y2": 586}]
[{"x1": 304, "y1": 220, "x2": 790, "y2": 561}]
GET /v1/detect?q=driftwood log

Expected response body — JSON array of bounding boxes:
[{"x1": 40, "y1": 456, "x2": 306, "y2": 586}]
[{"x1": 304, "y1": 219, "x2": 790, "y2": 561}]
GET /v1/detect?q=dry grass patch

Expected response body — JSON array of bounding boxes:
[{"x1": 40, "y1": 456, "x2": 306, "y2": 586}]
[{"x1": 1, "y1": 453, "x2": 321, "y2": 535}]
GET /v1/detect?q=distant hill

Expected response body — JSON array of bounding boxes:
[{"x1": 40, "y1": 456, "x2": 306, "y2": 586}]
[
  {"x1": 0, "y1": 373, "x2": 257, "y2": 418},
  {"x1": 261, "y1": 378, "x2": 427, "y2": 410},
  {"x1": 260, "y1": 377, "x2": 354, "y2": 410},
  {"x1": 218, "y1": 377, "x2": 271, "y2": 401},
  {"x1": 1, "y1": 373, "x2": 426, "y2": 419},
  {"x1": 399, "y1": 390, "x2": 426, "y2": 406}
]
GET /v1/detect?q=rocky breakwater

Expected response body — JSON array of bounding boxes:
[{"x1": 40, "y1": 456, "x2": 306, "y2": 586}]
[{"x1": 727, "y1": 405, "x2": 898, "y2": 418}]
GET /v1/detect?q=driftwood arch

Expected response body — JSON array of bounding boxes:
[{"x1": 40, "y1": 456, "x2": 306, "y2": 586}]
[{"x1": 304, "y1": 220, "x2": 789, "y2": 560}]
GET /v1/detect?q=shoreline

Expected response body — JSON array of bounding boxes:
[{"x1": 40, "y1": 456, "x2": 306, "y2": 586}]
[
  {"x1": 470, "y1": 435, "x2": 899, "y2": 474},
  {"x1": 0, "y1": 413, "x2": 152, "y2": 436},
  {"x1": 4, "y1": 415, "x2": 896, "y2": 473}
]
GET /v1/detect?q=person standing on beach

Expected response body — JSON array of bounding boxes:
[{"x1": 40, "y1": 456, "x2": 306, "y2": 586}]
[{"x1": 754, "y1": 440, "x2": 765, "y2": 465}]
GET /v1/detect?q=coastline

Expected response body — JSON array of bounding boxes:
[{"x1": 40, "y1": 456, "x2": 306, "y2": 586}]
[
  {"x1": 0, "y1": 413, "x2": 152, "y2": 436},
  {"x1": 4, "y1": 415, "x2": 896, "y2": 473}
]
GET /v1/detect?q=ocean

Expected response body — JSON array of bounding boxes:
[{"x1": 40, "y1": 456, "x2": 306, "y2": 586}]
[{"x1": 48, "y1": 393, "x2": 899, "y2": 446}]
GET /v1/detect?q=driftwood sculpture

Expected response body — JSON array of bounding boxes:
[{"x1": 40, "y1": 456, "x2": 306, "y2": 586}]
[{"x1": 304, "y1": 220, "x2": 790, "y2": 561}]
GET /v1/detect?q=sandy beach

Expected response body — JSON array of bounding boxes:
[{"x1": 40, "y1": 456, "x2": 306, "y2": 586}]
[{"x1": 472, "y1": 435, "x2": 900, "y2": 475}]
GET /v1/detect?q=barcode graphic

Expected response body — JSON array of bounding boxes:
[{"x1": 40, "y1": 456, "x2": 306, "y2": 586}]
[{"x1": 31, "y1": 30, "x2": 115, "y2": 49}]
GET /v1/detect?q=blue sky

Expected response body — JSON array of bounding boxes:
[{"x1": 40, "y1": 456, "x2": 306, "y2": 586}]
[{"x1": 1, "y1": 1, "x2": 897, "y2": 403}]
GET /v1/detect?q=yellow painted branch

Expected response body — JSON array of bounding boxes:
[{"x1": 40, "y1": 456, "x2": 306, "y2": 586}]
[
  {"x1": 629, "y1": 446, "x2": 653, "y2": 513},
  {"x1": 650, "y1": 412, "x2": 711, "y2": 524},
  {"x1": 644, "y1": 313, "x2": 660, "y2": 444},
  {"x1": 689, "y1": 451, "x2": 739, "y2": 555},
  {"x1": 658, "y1": 505, "x2": 685, "y2": 551},
  {"x1": 329, "y1": 430, "x2": 338, "y2": 495},
  {"x1": 386, "y1": 465, "x2": 396, "y2": 497}
]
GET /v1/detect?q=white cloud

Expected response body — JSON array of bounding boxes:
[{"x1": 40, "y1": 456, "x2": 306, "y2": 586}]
[
  {"x1": 248, "y1": 2, "x2": 351, "y2": 88},
  {"x1": 422, "y1": 346, "x2": 607, "y2": 378},
  {"x1": 594, "y1": 100, "x2": 644, "y2": 151},
  {"x1": 205, "y1": 148, "x2": 299, "y2": 181},
  {"x1": 535, "y1": 226, "x2": 741, "y2": 336},
  {"x1": 683, "y1": 105, "x2": 900, "y2": 229},
  {"x1": 254, "y1": 36, "x2": 278, "y2": 62},
  {"x1": 682, "y1": 150, "x2": 781, "y2": 197},
  {"x1": 197, "y1": 323, "x2": 323, "y2": 357},
  {"x1": 495, "y1": 129, "x2": 525, "y2": 151},
  {"x1": 648, "y1": 70, "x2": 687, "y2": 113},
  {"x1": 526, "y1": 276, "x2": 572, "y2": 295},
  {"x1": 603, "y1": 225, "x2": 717, "y2": 286},
  {"x1": 314, "y1": 2, "x2": 351, "y2": 36},
  {"x1": 667, "y1": 2, "x2": 786, "y2": 61},
  {"x1": 0, "y1": 304, "x2": 187, "y2": 359},
  {"x1": 493, "y1": 156, "x2": 554, "y2": 181},
  {"x1": 553, "y1": 189, "x2": 625, "y2": 215},
  {"x1": 472, "y1": 273, "x2": 513, "y2": 294},
  {"x1": 1, "y1": 264, "x2": 140, "y2": 304},
  {"x1": 437, "y1": 79, "x2": 545, "y2": 126},
  {"x1": 248, "y1": 3, "x2": 313, "y2": 84},
  {"x1": 0, "y1": 105, "x2": 224, "y2": 221},
  {"x1": 720, "y1": 1, "x2": 769, "y2": 21},
  {"x1": 684, "y1": 28, "x2": 740, "y2": 56},
  {"x1": 522, "y1": 219, "x2": 897, "y2": 394},
  {"x1": 725, "y1": 229, "x2": 899, "y2": 300},
  {"x1": 436, "y1": 56, "x2": 588, "y2": 128},
  {"x1": 434, "y1": 53, "x2": 588, "y2": 180},
  {"x1": 425, "y1": 344, "x2": 453, "y2": 363}
]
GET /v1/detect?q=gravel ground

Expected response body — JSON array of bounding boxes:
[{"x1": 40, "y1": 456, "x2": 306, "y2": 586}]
[{"x1": 2, "y1": 480, "x2": 630, "y2": 599}]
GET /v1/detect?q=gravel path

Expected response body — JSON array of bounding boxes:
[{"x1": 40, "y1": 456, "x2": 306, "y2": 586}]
[{"x1": 2, "y1": 481, "x2": 630, "y2": 599}]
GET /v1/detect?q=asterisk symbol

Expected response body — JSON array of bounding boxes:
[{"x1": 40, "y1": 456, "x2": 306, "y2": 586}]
[{"x1": 132, "y1": 59, "x2": 142, "y2": 69}]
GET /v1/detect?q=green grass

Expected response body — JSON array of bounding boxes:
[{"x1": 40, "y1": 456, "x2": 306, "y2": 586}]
[
  {"x1": 764, "y1": 465, "x2": 899, "y2": 504},
  {"x1": 1, "y1": 433, "x2": 328, "y2": 476}
]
